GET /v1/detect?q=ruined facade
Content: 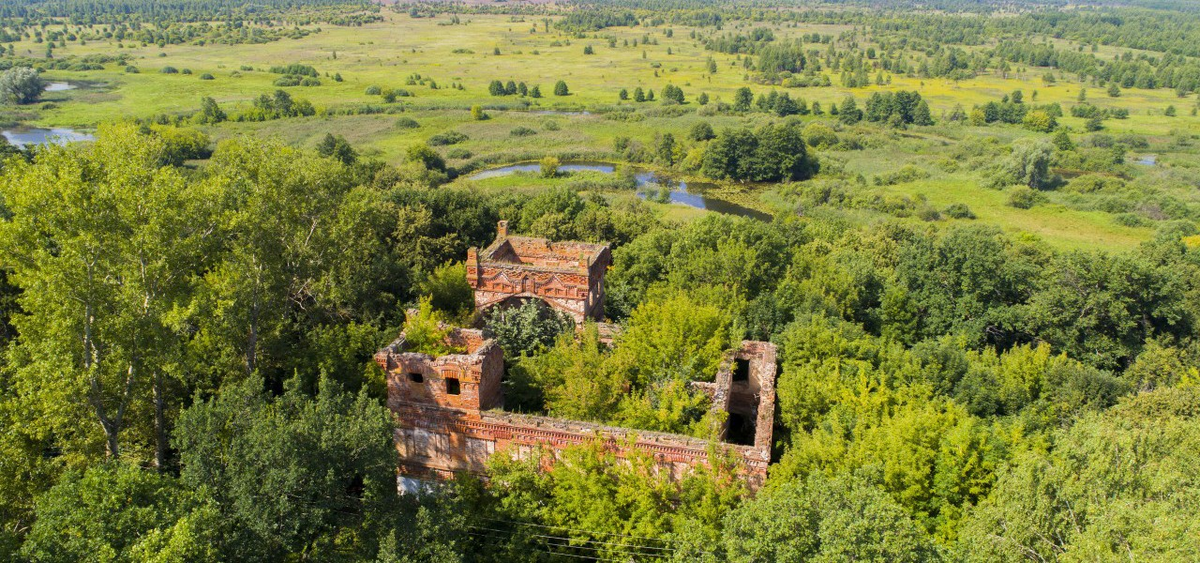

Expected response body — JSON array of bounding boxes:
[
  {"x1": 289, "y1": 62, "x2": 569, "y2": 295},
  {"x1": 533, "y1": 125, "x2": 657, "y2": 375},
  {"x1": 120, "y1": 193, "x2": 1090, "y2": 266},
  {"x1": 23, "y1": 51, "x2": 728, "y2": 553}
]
[
  {"x1": 374, "y1": 326, "x2": 777, "y2": 490},
  {"x1": 466, "y1": 221, "x2": 611, "y2": 324},
  {"x1": 378, "y1": 223, "x2": 778, "y2": 490}
]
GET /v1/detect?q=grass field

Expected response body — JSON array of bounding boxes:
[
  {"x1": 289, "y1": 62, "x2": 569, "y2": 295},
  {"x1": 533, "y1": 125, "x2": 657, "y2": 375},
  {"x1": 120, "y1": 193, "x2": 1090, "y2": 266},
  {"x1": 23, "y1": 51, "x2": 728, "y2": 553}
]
[{"x1": 7, "y1": 10, "x2": 1198, "y2": 251}]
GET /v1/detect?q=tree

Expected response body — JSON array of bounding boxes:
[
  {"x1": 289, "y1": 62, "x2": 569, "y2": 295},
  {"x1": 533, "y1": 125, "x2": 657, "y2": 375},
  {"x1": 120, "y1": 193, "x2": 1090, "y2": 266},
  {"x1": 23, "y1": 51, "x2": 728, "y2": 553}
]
[
  {"x1": 173, "y1": 374, "x2": 397, "y2": 558},
  {"x1": 530, "y1": 85, "x2": 542, "y2": 98},
  {"x1": 957, "y1": 387, "x2": 1200, "y2": 562},
  {"x1": 912, "y1": 99, "x2": 934, "y2": 125},
  {"x1": 484, "y1": 299, "x2": 574, "y2": 358},
  {"x1": 416, "y1": 261, "x2": 474, "y2": 318},
  {"x1": 992, "y1": 138, "x2": 1056, "y2": 189},
  {"x1": 0, "y1": 124, "x2": 206, "y2": 462},
  {"x1": 470, "y1": 104, "x2": 487, "y2": 121},
  {"x1": 1022, "y1": 109, "x2": 1057, "y2": 132},
  {"x1": 720, "y1": 475, "x2": 936, "y2": 563},
  {"x1": 583, "y1": 45, "x2": 594, "y2": 55},
  {"x1": 553, "y1": 80, "x2": 569, "y2": 96},
  {"x1": 195, "y1": 96, "x2": 226, "y2": 124},
  {"x1": 655, "y1": 133, "x2": 676, "y2": 165},
  {"x1": 0, "y1": 67, "x2": 45, "y2": 104},
  {"x1": 21, "y1": 462, "x2": 219, "y2": 563},
  {"x1": 734, "y1": 87, "x2": 753, "y2": 111},
  {"x1": 838, "y1": 96, "x2": 863, "y2": 124},
  {"x1": 1052, "y1": 128, "x2": 1075, "y2": 151},
  {"x1": 1107, "y1": 82, "x2": 1121, "y2": 97},
  {"x1": 407, "y1": 142, "x2": 446, "y2": 173},
  {"x1": 701, "y1": 124, "x2": 814, "y2": 182},
  {"x1": 689, "y1": 122, "x2": 715, "y2": 142},
  {"x1": 316, "y1": 133, "x2": 357, "y2": 165}
]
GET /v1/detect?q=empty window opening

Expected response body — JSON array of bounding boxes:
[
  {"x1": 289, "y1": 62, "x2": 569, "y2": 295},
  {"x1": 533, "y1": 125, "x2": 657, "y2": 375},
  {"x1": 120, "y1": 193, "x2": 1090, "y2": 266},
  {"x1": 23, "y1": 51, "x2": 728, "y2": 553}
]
[
  {"x1": 733, "y1": 358, "x2": 751, "y2": 382},
  {"x1": 407, "y1": 372, "x2": 424, "y2": 384},
  {"x1": 445, "y1": 377, "x2": 461, "y2": 395},
  {"x1": 726, "y1": 412, "x2": 756, "y2": 446}
]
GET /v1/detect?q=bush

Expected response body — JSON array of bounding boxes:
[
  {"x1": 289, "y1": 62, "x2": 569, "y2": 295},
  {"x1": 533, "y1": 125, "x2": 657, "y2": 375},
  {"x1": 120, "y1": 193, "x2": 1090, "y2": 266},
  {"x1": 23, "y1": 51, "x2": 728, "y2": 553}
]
[
  {"x1": 394, "y1": 117, "x2": 419, "y2": 129},
  {"x1": 160, "y1": 66, "x2": 178, "y2": 74},
  {"x1": 540, "y1": 156, "x2": 560, "y2": 178},
  {"x1": 199, "y1": 73, "x2": 214, "y2": 80},
  {"x1": 874, "y1": 164, "x2": 930, "y2": 186},
  {"x1": 1064, "y1": 174, "x2": 1126, "y2": 194},
  {"x1": 1114, "y1": 213, "x2": 1149, "y2": 227},
  {"x1": 802, "y1": 122, "x2": 839, "y2": 149},
  {"x1": 181, "y1": 68, "x2": 192, "y2": 75},
  {"x1": 273, "y1": 76, "x2": 301, "y2": 87},
  {"x1": 510, "y1": 126, "x2": 537, "y2": 137},
  {"x1": 1007, "y1": 186, "x2": 1046, "y2": 209},
  {"x1": 427, "y1": 131, "x2": 468, "y2": 146},
  {"x1": 299, "y1": 77, "x2": 321, "y2": 87},
  {"x1": 944, "y1": 203, "x2": 976, "y2": 219},
  {"x1": 446, "y1": 148, "x2": 472, "y2": 159},
  {"x1": 365, "y1": 85, "x2": 381, "y2": 95}
]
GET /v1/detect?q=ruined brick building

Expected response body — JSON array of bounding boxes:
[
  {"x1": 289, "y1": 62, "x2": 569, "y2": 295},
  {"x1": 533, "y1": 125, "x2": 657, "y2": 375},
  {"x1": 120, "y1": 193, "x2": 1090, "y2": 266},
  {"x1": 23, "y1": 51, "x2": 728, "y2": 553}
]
[
  {"x1": 466, "y1": 220, "x2": 610, "y2": 324},
  {"x1": 375, "y1": 222, "x2": 777, "y2": 490}
]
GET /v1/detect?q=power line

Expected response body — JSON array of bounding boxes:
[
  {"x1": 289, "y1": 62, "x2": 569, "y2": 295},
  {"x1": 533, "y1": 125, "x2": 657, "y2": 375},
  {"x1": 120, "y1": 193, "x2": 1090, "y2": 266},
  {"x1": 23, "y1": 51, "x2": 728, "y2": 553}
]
[
  {"x1": 470, "y1": 524, "x2": 672, "y2": 557},
  {"x1": 465, "y1": 530, "x2": 629, "y2": 562},
  {"x1": 479, "y1": 516, "x2": 682, "y2": 545},
  {"x1": 466, "y1": 523, "x2": 677, "y2": 561}
]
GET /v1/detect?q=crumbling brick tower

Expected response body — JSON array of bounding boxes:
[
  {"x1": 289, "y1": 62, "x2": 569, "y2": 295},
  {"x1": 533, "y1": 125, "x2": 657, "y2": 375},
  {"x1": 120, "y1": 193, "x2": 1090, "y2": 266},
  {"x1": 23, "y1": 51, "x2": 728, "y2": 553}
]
[{"x1": 466, "y1": 221, "x2": 611, "y2": 324}]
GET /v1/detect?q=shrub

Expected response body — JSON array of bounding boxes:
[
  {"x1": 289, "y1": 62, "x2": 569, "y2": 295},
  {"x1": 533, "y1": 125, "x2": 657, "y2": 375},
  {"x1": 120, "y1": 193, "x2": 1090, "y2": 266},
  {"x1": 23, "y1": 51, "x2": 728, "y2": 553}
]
[
  {"x1": 1064, "y1": 174, "x2": 1126, "y2": 194},
  {"x1": 428, "y1": 131, "x2": 468, "y2": 146},
  {"x1": 944, "y1": 203, "x2": 976, "y2": 219},
  {"x1": 365, "y1": 85, "x2": 381, "y2": 95},
  {"x1": 802, "y1": 122, "x2": 838, "y2": 149},
  {"x1": 540, "y1": 156, "x2": 560, "y2": 178},
  {"x1": 160, "y1": 66, "x2": 178, "y2": 74},
  {"x1": 510, "y1": 126, "x2": 537, "y2": 137},
  {"x1": 403, "y1": 297, "x2": 465, "y2": 356},
  {"x1": 874, "y1": 164, "x2": 930, "y2": 186},
  {"x1": 199, "y1": 73, "x2": 214, "y2": 80},
  {"x1": 1114, "y1": 213, "x2": 1148, "y2": 227},
  {"x1": 446, "y1": 148, "x2": 472, "y2": 159},
  {"x1": 1007, "y1": 186, "x2": 1046, "y2": 209},
  {"x1": 394, "y1": 117, "x2": 420, "y2": 129},
  {"x1": 273, "y1": 76, "x2": 301, "y2": 87},
  {"x1": 180, "y1": 68, "x2": 192, "y2": 75},
  {"x1": 299, "y1": 77, "x2": 321, "y2": 87}
]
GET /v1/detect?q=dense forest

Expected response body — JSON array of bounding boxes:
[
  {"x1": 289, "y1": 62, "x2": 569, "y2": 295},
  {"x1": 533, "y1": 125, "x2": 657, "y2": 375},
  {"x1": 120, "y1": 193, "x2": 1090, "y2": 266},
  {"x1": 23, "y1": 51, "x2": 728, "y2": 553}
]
[{"x1": 0, "y1": 0, "x2": 1199, "y2": 560}]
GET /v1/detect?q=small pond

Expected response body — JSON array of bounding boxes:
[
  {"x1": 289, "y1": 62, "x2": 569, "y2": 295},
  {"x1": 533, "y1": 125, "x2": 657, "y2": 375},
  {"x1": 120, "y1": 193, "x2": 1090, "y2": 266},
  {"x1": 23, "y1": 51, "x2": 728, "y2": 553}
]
[
  {"x1": 467, "y1": 161, "x2": 771, "y2": 220},
  {"x1": 2, "y1": 127, "x2": 95, "y2": 147},
  {"x1": 1136, "y1": 155, "x2": 1157, "y2": 166},
  {"x1": 45, "y1": 82, "x2": 76, "y2": 92}
]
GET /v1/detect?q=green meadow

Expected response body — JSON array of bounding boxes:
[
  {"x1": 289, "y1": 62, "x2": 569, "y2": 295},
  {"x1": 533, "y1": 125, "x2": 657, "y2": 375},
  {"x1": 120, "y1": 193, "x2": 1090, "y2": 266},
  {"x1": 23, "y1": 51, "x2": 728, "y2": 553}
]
[{"x1": 12, "y1": 11, "x2": 1199, "y2": 251}]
